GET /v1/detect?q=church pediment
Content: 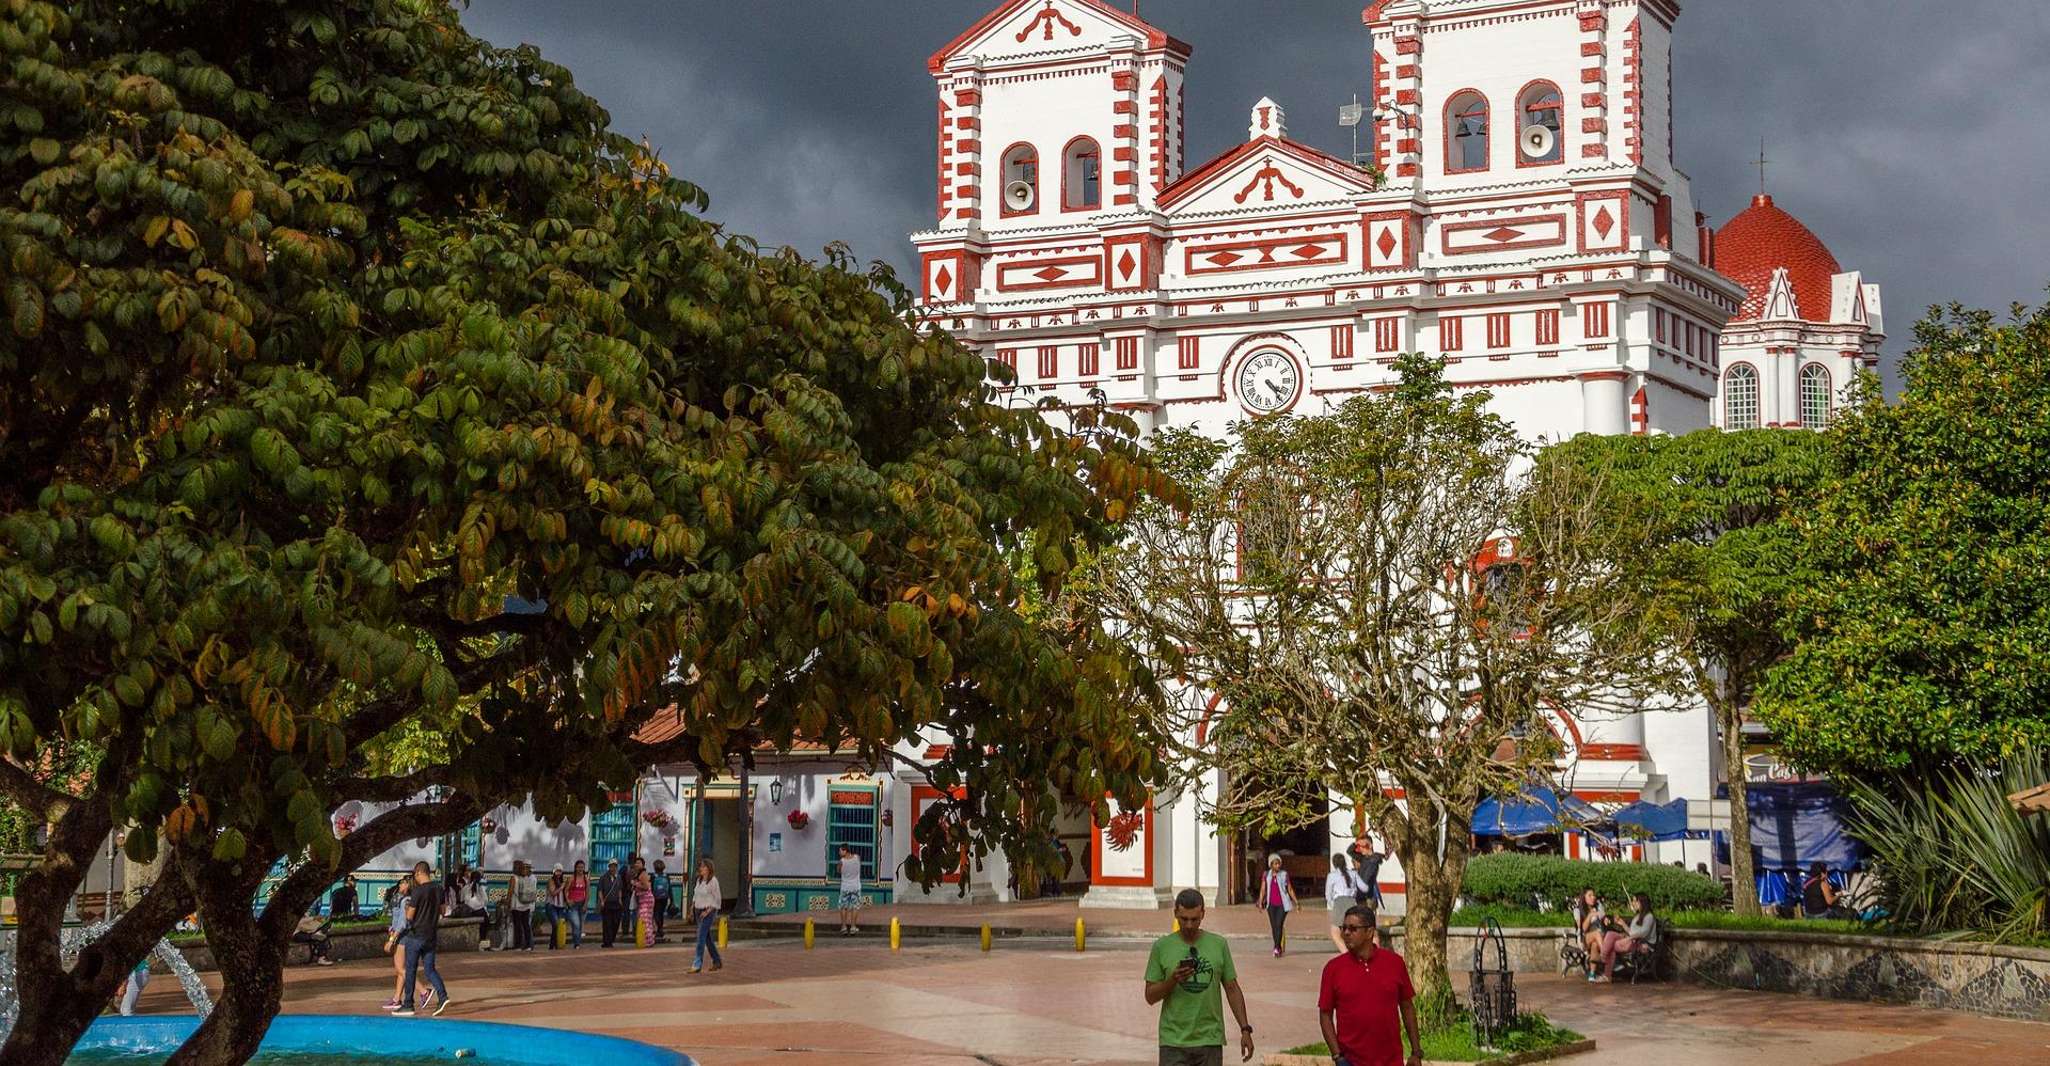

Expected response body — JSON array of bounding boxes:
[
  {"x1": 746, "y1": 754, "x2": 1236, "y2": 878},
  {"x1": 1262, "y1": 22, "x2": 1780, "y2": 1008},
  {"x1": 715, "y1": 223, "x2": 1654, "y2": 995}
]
[
  {"x1": 929, "y1": 0, "x2": 1188, "y2": 71},
  {"x1": 1156, "y1": 136, "x2": 1377, "y2": 217}
]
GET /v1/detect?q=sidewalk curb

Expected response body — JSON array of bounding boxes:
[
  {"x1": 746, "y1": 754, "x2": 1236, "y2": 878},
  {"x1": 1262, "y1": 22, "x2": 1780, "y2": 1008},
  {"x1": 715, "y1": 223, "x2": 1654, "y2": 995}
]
[{"x1": 1264, "y1": 1038, "x2": 1596, "y2": 1066}]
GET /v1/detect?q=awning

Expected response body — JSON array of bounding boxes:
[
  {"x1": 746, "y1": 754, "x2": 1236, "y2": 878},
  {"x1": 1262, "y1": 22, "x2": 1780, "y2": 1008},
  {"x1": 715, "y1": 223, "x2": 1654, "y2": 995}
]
[
  {"x1": 1715, "y1": 781, "x2": 1868, "y2": 872},
  {"x1": 1611, "y1": 798, "x2": 1689, "y2": 842},
  {"x1": 1472, "y1": 786, "x2": 1602, "y2": 836}
]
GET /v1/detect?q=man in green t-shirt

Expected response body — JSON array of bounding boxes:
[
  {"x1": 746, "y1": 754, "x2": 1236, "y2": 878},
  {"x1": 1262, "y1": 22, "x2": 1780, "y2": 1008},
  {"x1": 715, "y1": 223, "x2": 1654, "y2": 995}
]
[{"x1": 1144, "y1": 889, "x2": 1255, "y2": 1066}]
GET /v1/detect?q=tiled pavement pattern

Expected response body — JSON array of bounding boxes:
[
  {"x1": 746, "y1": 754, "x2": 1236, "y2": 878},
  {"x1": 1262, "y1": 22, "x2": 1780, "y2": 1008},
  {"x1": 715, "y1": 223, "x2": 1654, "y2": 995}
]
[{"x1": 130, "y1": 932, "x2": 2050, "y2": 1065}]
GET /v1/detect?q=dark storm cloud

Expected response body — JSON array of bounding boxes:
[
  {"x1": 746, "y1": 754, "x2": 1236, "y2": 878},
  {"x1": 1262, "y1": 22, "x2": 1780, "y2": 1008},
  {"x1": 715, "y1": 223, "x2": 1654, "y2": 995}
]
[{"x1": 462, "y1": 1, "x2": 2050, "y2": 374}]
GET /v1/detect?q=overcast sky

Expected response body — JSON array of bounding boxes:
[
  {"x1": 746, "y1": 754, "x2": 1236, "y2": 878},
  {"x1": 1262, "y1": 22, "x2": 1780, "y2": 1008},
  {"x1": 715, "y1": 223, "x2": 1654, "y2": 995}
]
[{"x1": 462, "y1": 1, "x2": 2050, "y2": 374}]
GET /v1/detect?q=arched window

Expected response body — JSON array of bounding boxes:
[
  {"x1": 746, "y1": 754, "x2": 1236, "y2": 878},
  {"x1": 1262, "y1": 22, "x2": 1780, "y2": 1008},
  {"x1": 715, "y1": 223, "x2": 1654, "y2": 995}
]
[
  {"x1": 1800, "y1": 364, "x2": 1832, "y2": 428},
  {"x1": 1001, "y1": 143, "x2": 1039, "y2": 216},
  {"x1": 1446, "y1": 91, "x2": 1490, "y2": 173},
  {"x1": 1062, "y1": 137, "x2": 1101, "y2": 211},
  {"x1": 1515, "y1": 82, "x2": 1564, "y2": 165},
  {"x1": 1724, "y1": 364, "x2": 1760, "y2": 429}
]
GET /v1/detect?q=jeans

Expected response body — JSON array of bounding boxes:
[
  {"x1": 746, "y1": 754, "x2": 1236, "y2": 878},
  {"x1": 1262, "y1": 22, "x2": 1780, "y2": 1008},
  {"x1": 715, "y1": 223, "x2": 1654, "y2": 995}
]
[
  {"x1": 510, "y1": 908, "x2": 532, "y2": 950},
  {"x1": 562, "y1": 904, "x2": 584, "y2": 946},
  {"x1": 601, "y1": 905, "x2": 623, "y2": 947},
  {"x1": 1265, "y1": 905, "x2": 1288, "y2": 951},
  {"x1": 693, "y1": 910, "x2": 722, "y2": 969},
  {"x1": 399, "y1": 936, "x2": 446, "y2": 1009}
]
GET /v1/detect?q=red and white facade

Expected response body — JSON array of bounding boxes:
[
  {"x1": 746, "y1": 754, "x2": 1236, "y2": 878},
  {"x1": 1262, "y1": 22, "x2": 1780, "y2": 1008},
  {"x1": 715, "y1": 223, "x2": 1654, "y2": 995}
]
[
  {"x1": 1711, "y1": 194, "x2": 1883, "y2": 430},
  {"x1": 912, "y1": 0, "x2": 1874, "y2": 908}
]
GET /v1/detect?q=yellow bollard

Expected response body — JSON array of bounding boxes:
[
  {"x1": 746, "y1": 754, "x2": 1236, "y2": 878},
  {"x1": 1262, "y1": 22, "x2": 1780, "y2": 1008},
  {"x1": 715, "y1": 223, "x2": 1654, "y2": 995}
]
[
  {"x1": 804, "y1": 917, "x2": 815, "y2": 950},
  {"x1": 554, "y1": 916, "x2": 566, "y2": 949},
  {"x1": 1074, "y1": 917, "x2": 1086, "y2": 953},
  {"x1": 717, "y1": 915, "x2": 729, "y2": 950},
  {"x1": 889, "y1": 916, "x2": 902, "y2": 952},
  {"x1": 980, "y1": 922, "x2": 992, "y2": 953},
  {"x1": 637, "y1": 915, "x2": 650, "y2": 948}
]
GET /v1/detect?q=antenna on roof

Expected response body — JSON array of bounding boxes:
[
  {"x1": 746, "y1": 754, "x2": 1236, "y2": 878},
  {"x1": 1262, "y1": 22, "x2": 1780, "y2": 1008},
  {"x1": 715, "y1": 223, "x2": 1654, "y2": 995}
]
[{"x1": 1338, "y1": 93, "x2": 1368, "y2": 169}]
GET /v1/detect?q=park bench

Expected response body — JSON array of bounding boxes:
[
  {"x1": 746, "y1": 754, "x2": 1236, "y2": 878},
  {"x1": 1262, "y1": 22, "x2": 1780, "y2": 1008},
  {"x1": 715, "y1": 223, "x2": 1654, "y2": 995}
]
[{"x1": 1558, "y1": 917, "x2": 1672, "y2": 983}]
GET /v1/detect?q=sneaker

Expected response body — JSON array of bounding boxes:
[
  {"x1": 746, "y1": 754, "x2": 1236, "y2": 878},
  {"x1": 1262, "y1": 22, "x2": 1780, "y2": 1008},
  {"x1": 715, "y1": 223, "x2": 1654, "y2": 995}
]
[
  {"x1": 382, "y1": 999, "x2": 401, "y2": 1010},
  {"x1": 710, "y1": 962, "x2": 721, "y2": 972},
  {"x1": 432, "y1": 998, "x2": 452, "y2": 1017},
  {"x1": 316, "y1": 958, "x2": 335, "y2": 966},
  {"x1": 392, "y1": 1008, "x2": 416, "y2": 1018},
  {"x1": 420, "y1": 989, "x2": 438, "y2": 1009},
  {"x1": 850, "y1": 926, "x2": 860, "y2": 934},
  {"x1": 688, "y1": 966, "x2": 702, "y2": 974}
]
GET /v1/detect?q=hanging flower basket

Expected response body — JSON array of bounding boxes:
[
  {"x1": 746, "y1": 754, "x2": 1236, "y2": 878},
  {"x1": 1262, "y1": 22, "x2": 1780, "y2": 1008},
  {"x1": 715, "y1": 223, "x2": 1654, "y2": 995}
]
[
  {"x1": 785, "y1": 809, "x2": 811, "y2": 831},
  {"x1": 479, "y1": 816, "x2": 498, "y2": 835},
  {"x1": 332, "y1": 814, "x2": 358, "y2": 837},
  {"x1": 642, "y1": 809, "x2": 674, "y2": 831}
]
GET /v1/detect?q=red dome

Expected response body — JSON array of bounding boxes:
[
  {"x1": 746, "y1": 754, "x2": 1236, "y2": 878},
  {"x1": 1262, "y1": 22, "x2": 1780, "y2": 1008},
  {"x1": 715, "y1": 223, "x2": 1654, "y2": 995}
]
[{"x1": 1715, "y1": 194, "x2": 1841, "y2": 322}]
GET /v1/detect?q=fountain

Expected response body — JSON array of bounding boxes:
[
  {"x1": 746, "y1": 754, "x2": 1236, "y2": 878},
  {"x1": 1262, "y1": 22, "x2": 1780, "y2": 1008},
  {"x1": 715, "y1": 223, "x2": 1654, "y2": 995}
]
[{"x1": 0, "y1": 919, "x2": 215, "y2": 1040}]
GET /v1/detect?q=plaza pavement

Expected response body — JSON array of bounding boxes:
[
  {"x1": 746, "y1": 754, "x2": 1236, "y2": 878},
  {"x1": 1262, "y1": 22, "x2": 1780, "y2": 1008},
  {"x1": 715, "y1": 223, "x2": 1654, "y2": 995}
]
[{"x1": 131, "y1": 915, "x2": 2050, "y2": 1065}]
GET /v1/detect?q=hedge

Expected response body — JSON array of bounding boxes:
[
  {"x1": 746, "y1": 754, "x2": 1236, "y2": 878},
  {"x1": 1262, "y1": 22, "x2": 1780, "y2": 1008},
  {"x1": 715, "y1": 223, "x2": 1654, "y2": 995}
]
[{"x1": 1461, "y1": 853, "x2": 1724, "y2": 912}]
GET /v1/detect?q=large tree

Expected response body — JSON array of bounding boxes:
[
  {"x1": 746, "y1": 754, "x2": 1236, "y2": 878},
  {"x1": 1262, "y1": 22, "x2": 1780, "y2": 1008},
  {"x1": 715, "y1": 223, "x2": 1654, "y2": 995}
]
[
  {"x1": 1756, "y1": 299, "x2": 2050, "y2": 776},
  {"x1": 0, "y1": 2, "x2": 1170, "y2": 1062},
  {"x1": 1540, "y1": 429, "x2": 1827, "y2": 916},
  {"x1": 1088, "y1": 356, "x2": 1680, "y2": 1012}
]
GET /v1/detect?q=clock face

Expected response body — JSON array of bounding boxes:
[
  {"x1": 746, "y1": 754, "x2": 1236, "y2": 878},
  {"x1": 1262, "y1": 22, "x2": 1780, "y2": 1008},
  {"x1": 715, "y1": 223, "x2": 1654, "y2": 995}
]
[{"x1": 1235, "y1": 350, "x2": 1300, "y2": 413}]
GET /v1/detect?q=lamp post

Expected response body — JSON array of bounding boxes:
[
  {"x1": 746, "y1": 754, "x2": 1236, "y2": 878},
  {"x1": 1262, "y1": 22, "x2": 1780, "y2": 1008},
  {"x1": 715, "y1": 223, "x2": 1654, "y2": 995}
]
[{"x1": 734, "y1": 758, "x2": 756, "y2": 918}]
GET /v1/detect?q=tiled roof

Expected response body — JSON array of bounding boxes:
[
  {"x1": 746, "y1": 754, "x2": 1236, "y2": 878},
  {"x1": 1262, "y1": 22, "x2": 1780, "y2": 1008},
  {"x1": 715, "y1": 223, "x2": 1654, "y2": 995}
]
[{"x1": 1716, "y1": 194, "x2": 1841, "y2": 322}]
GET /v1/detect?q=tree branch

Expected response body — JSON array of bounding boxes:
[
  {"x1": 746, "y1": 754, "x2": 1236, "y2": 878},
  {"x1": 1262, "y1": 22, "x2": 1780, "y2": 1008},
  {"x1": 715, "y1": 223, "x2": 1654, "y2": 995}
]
[{"x1": 0, "y1": 756, "x2": 76, "y2": 822}]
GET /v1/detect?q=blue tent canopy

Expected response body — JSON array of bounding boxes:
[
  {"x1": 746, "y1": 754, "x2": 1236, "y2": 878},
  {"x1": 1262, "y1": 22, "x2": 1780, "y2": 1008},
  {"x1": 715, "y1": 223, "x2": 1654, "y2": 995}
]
[
  {"x1": 1472, "y1": 786, "x2": 1602, "y2": 836},
  {"x1": 1715, "y1": 781, "x2": 1868, "y2": 872},
  {"x1": 1611, "y1": 798, "x2": 1689, "y2": 842}
]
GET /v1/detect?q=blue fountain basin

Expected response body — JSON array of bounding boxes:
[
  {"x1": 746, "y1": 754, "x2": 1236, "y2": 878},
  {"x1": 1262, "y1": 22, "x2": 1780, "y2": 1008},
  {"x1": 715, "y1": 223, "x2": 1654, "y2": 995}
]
[{"x1": 72, "y1": 1015, "x2": 695, "y2": 1065}]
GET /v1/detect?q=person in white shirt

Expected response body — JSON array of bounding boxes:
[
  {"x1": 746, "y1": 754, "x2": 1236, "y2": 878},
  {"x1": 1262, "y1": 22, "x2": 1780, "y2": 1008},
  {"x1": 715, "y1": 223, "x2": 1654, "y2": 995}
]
[
  {"x1": 1325, "y1": 854, "x2": 1367, "y2": 952},
  {"x1": 836, "y1": 843, "x2": 865, "y2": 936},
  {"x1": 507, "y1": 860, "x2": 538, "y2": 951},
  {"x1": 689, "y1": 857, "x2": 724, "y2": 973}
]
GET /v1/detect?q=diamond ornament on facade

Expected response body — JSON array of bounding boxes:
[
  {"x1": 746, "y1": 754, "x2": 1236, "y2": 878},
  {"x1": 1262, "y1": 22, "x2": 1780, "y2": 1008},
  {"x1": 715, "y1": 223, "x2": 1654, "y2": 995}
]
[
  {"x1": 1376, "y1": 229, "x2": 1398, "y2": 258},
  {"x1": 1593, "y1": 205, "x2": 1616, "y2": 239},
  {"x1": 1483, "y1": 226, "x2": 1523, "y2": 243},
  {"x1": 933, "y1": 265, "x2": 953, "y2": 295}
]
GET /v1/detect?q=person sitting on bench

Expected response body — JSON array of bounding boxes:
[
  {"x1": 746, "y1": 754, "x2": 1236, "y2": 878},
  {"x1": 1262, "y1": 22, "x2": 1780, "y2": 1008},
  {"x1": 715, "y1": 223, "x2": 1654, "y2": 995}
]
[
  {"x1": 1800, "y1": 862, "x2": 1851, "y2": 920},
  {"x1": 293, "y1": 911, "x2": 335, "y2": 966},
  {"x1": 1593, "y1": 893, "x2": 1656, "y2": 982}
]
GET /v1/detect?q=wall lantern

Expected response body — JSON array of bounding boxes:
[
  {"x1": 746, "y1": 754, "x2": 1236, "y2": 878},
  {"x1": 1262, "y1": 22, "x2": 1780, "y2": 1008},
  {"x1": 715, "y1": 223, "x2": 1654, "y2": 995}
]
[{"x1": 769, "y1": 779, "x2": 783, "y2": 805}]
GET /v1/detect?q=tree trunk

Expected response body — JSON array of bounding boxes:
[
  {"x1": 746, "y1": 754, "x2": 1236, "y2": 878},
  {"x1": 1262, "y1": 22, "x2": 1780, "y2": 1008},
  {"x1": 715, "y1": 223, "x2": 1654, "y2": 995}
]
[
  {"x1": 0, "y1": 832, "x2": 190, "y2": 1066},
  {"x1": 1385, "y1": 809, "x2": 1468, "y2": 1030},
  {"x1": 1721, "y1": 704, "x2": 1759, "y2": 916},
  {"x1": 164, "y1": 862, "x2": 281, "y2": 1066}
]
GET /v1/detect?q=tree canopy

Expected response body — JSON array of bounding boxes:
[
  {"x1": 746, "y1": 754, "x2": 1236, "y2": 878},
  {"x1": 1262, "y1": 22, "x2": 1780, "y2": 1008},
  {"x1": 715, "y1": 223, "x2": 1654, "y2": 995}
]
[
  {"x1": 1539, "y1": 427, "x2": 1827, "y2": 913},
  {"x1": 0, "y1": 2, "x2": 1171, "y2": 1062},
  {"x1": 1756, "y1": 299, "x2": 2050, "y2": 776},
  {"x1": 1087, "y1": 355, "x2": 1680, "y2": 1012}
]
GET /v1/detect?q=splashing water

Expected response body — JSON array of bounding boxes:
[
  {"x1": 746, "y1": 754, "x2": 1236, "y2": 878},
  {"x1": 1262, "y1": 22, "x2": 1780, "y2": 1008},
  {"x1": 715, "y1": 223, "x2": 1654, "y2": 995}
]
[{"x1": 0, "y1": 920, "x2": 214, "y2": 1041}]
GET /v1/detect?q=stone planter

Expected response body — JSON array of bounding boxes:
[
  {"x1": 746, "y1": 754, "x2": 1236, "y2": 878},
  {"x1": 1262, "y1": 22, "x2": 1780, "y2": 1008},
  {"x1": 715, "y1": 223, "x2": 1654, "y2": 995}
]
[
  {"x1": 1264, "y1": 1040, "x2": 1596, "y2": 1066},
  {"x1": 1388, "y1": 924, "x2": 2050, "y2": 1022},
  {"x1": 161, "y1": 917, "x2": 482, "y2": 974}
]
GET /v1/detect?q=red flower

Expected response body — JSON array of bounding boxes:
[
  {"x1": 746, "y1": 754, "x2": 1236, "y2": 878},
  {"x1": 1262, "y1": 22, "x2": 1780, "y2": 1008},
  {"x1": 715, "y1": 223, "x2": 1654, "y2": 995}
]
[{"x1": 786, "y1": 809, "x2": 811, "y2": 831}]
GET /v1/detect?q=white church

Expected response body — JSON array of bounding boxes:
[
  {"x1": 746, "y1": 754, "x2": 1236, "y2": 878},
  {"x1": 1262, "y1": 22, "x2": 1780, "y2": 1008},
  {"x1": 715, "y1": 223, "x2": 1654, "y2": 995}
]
[
  {"x1": 909, "y1": 0, "x2": 1885, "y2": 909},
  {"x1": 299, "y1": 0, "x2": 1891, "y2": 921}
]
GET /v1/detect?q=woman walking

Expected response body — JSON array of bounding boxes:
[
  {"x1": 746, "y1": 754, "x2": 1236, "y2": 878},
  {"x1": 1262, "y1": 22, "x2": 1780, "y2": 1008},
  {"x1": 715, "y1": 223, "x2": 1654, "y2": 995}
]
[
  {"x1": 382, "y1": 882, "x2": 408, "y2": 1009},
  {"x1": 507, "y1": 860, "x2": 537, "y2": 951},
  {"x1": 1257, "y1": 852, "x2": 1296, "y2": 957},
  {"x1": 1324, "y1": 853, "x2": 1364, "y2": 952},
  {"x1": 565, "y1": 859, "x2": 590, "y2": 948},
  {"x1": 689, "y1": 857, "x2": 723, "y2": 973}
]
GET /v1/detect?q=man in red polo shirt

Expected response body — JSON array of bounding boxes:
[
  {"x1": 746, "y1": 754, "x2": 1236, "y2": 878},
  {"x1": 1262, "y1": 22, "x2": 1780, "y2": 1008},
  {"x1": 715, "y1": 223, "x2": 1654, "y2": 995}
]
[{"x1": 1317, "y1": 905, "x2": 1421, "y2": 1066}]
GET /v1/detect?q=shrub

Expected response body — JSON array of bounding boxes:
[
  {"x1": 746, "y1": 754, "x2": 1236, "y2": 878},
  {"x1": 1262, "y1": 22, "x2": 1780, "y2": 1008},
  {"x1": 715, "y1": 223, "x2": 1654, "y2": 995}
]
[{"x1": 1461, "y1": 853, "x2": 1723, "y2": 912}]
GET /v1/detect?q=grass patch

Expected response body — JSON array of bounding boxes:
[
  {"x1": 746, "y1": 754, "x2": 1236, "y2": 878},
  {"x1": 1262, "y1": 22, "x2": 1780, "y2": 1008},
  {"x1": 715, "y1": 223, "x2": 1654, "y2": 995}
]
[{"x1": 1279, "y1": 1012, "x2": 1582, "y2": 1062}]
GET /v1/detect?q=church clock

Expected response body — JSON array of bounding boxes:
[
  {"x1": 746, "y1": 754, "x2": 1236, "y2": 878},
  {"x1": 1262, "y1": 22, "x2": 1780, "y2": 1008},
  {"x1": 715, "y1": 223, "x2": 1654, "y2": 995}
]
[{"x1": 1235, "y1": 350, "x2": 1300, "y2": 414}]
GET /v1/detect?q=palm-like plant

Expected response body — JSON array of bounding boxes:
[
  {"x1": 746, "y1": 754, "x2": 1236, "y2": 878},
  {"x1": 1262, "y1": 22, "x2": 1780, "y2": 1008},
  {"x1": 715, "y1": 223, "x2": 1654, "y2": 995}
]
[{"x1": 1845, "y1": 751, "x2": 2050, "y2": 942}]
